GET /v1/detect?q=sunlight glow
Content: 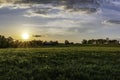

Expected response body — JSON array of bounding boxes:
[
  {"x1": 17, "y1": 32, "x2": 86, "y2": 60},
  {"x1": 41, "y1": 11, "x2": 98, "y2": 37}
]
[{"x1": 22, "y1": 33, "x2": 29, "y2": 40}]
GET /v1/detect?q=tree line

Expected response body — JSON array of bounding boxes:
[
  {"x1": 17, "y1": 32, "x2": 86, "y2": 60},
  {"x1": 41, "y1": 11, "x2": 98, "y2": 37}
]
[
  {"x1": 82, "y1": 38, "x2": 119, "y2": 45},
  {"x1": 0, "y1": 35, "x2": 120, "y2": 48},
  {"x1": 0, "y1": 35, "x2": 72, "y2": 48}
]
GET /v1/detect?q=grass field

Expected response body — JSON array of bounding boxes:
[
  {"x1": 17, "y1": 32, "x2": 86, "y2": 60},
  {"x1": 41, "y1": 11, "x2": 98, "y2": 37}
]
[{"x1": 0, "y1": 46, "x2": 120, "y2": 80}]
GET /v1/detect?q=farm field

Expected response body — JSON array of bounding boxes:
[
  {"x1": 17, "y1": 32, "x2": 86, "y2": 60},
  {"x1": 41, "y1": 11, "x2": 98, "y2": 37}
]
[{"x1": 0, "y1": 46, "x2": 120, "y2": 80}]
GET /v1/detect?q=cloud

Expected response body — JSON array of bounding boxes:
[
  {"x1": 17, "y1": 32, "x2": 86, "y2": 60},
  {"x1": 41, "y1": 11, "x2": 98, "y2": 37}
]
[
  {"x1": 0, "y1": 0, "x2": 104, "y2": 17},
  {"x1": 22, "y1": 17, "x2": 102, "y2": 37},
  {"x1": 10, "y1": 4, "x2": 31, "y2": 9},
  {"x1": 64, "y1": 0, "x2": 100, "y2": 13},
  {"x1": 0, "y1": 3, "x2": 31, "y2": 9},
  {"x1": 32, "y1": 35, "x2": 42, "y2": 37},
  {"x1": 24, "y1": 4, "x2": 66, "y2": 18},
  {"x1": 0, "y1": 0, "x2": 120, "y2": 42},
  {"x1": 103, "y1": 19, "x2": 120, "y2": 25},
  {"x1": 22, "y1": 0, "x2": 101, "y2": 18},
  {"x1": 24, "y1": 3, "x2": 101, "y2": 18},
  {"x1": 111, "y1": 0, "x2": 120, "y2": 6},
  {"x1": 0, "y1": 0, "x2": 17, "y2": 3}
]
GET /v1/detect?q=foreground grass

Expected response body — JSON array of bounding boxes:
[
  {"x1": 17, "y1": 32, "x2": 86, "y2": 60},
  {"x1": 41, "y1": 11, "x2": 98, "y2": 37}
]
[{"x1": 0, "y1": 46, "x2": 120, "y2": 80}]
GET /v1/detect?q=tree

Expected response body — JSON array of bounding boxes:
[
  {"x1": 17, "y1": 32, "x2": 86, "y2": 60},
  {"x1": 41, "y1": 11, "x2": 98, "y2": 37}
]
[
  {"x1": 65, "y1": 40, "x2": 69, "y2": 45},
  {"x1": 0, "y1": 35, "x2": 8, "y2": 48},
  {"x1": 82, "y1": 39, "x2": 87, "y2": 44},
  {"x1": 7, "y1": 37, "x2": 14, "y2": 47}
]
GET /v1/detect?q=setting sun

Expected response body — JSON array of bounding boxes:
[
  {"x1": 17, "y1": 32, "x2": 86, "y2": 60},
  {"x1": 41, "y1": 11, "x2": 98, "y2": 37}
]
[{"x1": 22, "y1": 33, "x2": 29, "y2": 40}]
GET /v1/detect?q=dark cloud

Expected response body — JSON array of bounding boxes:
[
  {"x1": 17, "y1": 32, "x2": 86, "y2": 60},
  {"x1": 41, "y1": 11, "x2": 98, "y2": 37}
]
[
  {"x1": 105, "y1": 20, "x2": 120, "y2": 24},
  {"x1": 0, "y1": 0, "x2": 64, "y2": 4},
  {"x1": 108, "y1": 20, "x2": 120, "y2": 24},
  {"x1": 32, "y1": 8, "x2": 50, "y2": 15},
  {"x1": 0, "y1": 0, "x2": 100, "y2": 13},
  {"x1": 64, "y1": 0, "x2": 99, "y2": 12},
  {"x1": 33, "y1": 35, "x2": 42, "y2": 37}
]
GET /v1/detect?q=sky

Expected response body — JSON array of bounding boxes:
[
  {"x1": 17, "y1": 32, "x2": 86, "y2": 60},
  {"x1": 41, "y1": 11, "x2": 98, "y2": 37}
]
[{"x1": 0, "y1": 0, "x2": 120, "y2": 42}]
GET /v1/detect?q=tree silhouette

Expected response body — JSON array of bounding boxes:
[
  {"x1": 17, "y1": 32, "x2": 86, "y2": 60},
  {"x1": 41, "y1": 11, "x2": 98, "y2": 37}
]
[
  {"x1": 65, "y1": 40, "x2": 69, "y2": 45},
  {"x1": 0, "y1": 35, "x2": 119, "y2": 48},
  {"x1": 82, "y1": 39, "x2": 87, "y2": 44}
]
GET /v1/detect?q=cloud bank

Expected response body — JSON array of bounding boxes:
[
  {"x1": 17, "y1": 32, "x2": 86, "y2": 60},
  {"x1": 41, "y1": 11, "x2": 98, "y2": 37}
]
[{"x1": 0, "y1": 0, "x2": 120, "y2": 42}]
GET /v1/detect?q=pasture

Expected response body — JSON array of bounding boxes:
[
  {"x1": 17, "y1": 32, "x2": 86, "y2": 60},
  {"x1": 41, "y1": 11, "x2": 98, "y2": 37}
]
[{"x1": 0, "y1": 46, "x2": 120, "y2": 80}]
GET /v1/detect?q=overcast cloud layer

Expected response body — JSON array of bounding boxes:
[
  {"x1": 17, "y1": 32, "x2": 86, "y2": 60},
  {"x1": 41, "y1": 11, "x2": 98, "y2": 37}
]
[{"x1": 0, "y1": 0, "x2": 120, "y2": 42}]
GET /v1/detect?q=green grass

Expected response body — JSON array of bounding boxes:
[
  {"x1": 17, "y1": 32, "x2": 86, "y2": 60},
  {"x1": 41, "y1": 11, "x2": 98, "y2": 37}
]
[{"x1": 0, "y1": 46, "x2": 120, "y2": 80}]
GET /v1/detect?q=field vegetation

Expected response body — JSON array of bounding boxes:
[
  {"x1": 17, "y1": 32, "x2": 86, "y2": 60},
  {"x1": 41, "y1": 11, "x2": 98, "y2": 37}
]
[{"x1": 0, "y1": 46, "x2": 120, "y2": 80}]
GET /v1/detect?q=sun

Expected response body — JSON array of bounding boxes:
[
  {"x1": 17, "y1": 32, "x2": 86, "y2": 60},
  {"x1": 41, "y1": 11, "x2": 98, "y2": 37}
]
[{"x1": 22, "y1": 33, "x2": 29, "y2": 40}]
